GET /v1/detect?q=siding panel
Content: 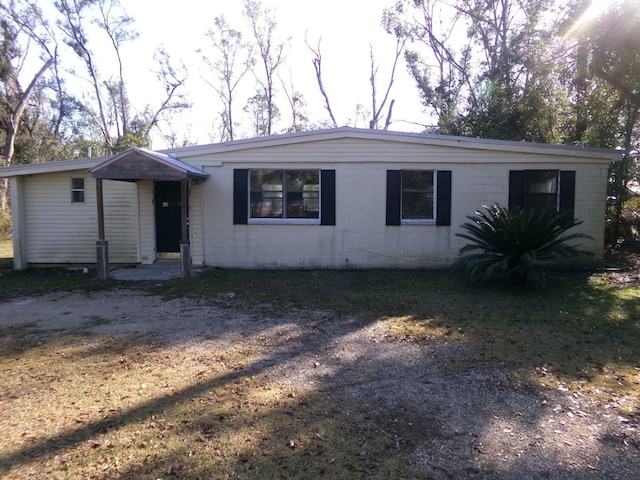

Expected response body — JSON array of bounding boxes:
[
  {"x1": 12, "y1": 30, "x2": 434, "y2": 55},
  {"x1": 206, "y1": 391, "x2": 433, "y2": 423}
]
[
  {"x1": 197, "y1": 137, "x2": 609, "y2": 268},
  {"x1": 24, "y1": 173, "x2": 139, "y2": 264}
]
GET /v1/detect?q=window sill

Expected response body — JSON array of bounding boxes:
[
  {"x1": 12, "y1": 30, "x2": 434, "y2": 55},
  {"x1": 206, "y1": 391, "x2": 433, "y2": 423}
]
[
  {"x1": 248, "y1": 218, "x2": 321, "y2": 225},
  {"x1": 401, "y1": 219, "x2": 436, "y2": 225}
]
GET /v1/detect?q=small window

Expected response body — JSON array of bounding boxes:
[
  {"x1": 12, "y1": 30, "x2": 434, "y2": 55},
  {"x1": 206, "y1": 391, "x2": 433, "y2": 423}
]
[
  {"x1": 522, "y1": 170, "x2": 558, "y2": 210},
  {"x1": 71, "y1": 177, "x2": 85, "y2": 203},
  {"x1": 509, "y1": 170, "x2": 576, "y2": 216},
  {"x1": 402, "y1": 170, "x2": 434, "y2": 222},
  {"x1": 249, "y1": 170, "x2": 320, "y2": 220}
]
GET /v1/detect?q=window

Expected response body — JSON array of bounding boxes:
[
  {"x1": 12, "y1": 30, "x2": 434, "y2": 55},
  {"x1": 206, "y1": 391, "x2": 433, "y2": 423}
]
[
  {"x1": 386, "y1": 170, "x2": 452, "y2": 226},
  {"x1": 250, "y1": 170, "x2": 319, "y2": 219},
  {"x1": 509, "y1": 170, "x2": 575, "y2": 216},
  {"x1": 71, "y1": 177, "x2": 85, "y2": 203},
  {"x1": 401, "y1": 170, "x2": 434, "y2": 221},
  {"x1": 522, "y1": 170, "x2": 558, "y2": 210},
  {"x1": 233, "y1": 169, "x2": 335, "y2": 225}
]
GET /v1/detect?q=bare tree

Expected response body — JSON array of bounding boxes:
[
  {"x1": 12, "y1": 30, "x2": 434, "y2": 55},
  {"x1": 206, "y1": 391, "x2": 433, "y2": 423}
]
[
  {"x1": 280, "y1": 71, "x2": 310, "y2": 133},
  {"x1": 199, "y1": 16, "x2": 254, "y2": 142},
  {"x1": 244, "y1": 92, "x2": 279, "y2": 137},
  {"x1": 95, "y1": 0, "x2": 138, "y2": 139},
  {"x1": 144, "y1": 48, "x2": 190, "y2": 135},
  {"x1": 243, "y1": 0, "x2": 287, "y2": 136},
  {"x1": 306, "y1": 37, "x2": 338, "y2": 128},
  {"x1": 367, "y1": 35, "x2": 406, "y2": 129},
  {"x1": 0, "y1": 0, "x2": 57, "y2": 209},
  {"x1": 56, "y1": 0, "x2": 116, "y2": 150},
  {"x1": 55, "y1": 0, "x2": 190, "y2": 152}
]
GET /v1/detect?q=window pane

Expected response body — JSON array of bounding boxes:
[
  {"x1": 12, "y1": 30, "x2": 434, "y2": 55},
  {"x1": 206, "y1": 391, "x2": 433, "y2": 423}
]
[
  {"x1": 286, "y1": 171, "x2": 319, "y2": 191},
  {"x1": 251, "y1": 170, "x2": 282, "y2": 190},
  {"x1": 250, "y1": 169, "x2": 320, "y2": 219},
  {"x1": 402, "y1": 170, "x2": 434, "y2": 220},
  {"x1": 403, "y1": 170, "x2": 433, "y2": 191},
  {"x1": 286, "y1": 171, "x2": 319, "y2": 218},
  {"x1": 250, "y1": 191, "x2": 283, "y2": 218},
  {"x1": 71, "y1": 178, "x2": 85, "y2": 203},
  {"x1": 72, "y1": 191, "x2": 85, "y2": 203},
  {"x1": 250, "y1": 170, "x2": 284, "y2": 218},
  {"x1": 524, "y1": 171, "x2": 557, "y2": 194},
  {"x1": 523, "y1": 170, "x2": 558, "y2": 210}
]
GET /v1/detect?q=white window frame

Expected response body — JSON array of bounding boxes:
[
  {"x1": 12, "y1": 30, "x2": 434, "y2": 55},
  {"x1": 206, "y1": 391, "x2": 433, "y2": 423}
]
[
  {"x1": 401, "y1": 170, "x2": 436, "y2": 225},
  {"x1": 248, "y1": 169, "x2": 321, "y2": 225},
  {"x1": 71, "y1": 177, "x2": 86, "y2": 204}
]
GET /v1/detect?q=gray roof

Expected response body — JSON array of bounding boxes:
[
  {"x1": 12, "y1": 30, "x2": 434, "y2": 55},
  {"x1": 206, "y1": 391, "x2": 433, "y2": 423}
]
[
  {"x1": 160, "y1": 127, "x2": 622, "y2": 161},
  {"x1": 89, "y1": 147, "x2": 208, "y2": 179},
  {"x1": 0, "y1": 128, "x2": 621, "y2": 178}
]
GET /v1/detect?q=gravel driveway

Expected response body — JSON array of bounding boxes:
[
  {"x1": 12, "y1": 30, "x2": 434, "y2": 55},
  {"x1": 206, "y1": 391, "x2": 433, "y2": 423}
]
[{"x1": 2, "y1": 289, "x2": 639, "y2": 479}]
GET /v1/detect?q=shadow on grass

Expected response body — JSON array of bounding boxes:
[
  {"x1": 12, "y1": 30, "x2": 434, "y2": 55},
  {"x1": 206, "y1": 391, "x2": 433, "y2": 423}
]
[
  {"x1": 0, "y1": 310, "x2": 432, "y2": 478},
  {"x1": 172, "y1": 268, "x2": 640, "y2": 392},
  {"x1": 1, "y1": 268, "x2": 639, "y2": 478}
]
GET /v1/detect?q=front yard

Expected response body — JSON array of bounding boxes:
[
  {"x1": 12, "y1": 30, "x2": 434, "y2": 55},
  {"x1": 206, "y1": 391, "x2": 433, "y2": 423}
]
[
  {"x1": 0, "y1": 262, "x2": 639, "y2": 478},
  {"x1": 0, "y1": 239, "x2": 12, "y2": 269}
]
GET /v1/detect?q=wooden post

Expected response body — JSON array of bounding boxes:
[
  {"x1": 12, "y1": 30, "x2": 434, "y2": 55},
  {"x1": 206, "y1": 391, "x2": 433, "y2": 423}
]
[
  {"x1": 181, "y1": 179, "x2": 188, "y2": 242},
  {"x1": 95, "y1": 178, "x2": 109, "y2": 280},
  {"x1": 97, "y1": 178, "x2": 105, "y2": 241},
  {"x1": 180, "y1": 179, "x2": 190, "y2": 279}
]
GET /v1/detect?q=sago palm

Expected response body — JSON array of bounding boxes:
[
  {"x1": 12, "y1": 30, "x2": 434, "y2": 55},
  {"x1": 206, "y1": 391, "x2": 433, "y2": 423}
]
[{"x1": 453, "y1": 204, "x2": 593, "y2": 286}]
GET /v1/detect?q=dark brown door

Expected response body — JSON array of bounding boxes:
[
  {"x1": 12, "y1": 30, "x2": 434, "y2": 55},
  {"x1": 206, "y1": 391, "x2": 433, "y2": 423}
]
[{"x1": 155, "y1": 181, "x2": 182, "y2": 253}]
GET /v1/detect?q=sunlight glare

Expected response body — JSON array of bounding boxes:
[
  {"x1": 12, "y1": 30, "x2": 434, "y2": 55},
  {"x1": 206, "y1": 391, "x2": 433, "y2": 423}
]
[{"x1": 567, "y1": 0, "x2": 612, "y2": 37}]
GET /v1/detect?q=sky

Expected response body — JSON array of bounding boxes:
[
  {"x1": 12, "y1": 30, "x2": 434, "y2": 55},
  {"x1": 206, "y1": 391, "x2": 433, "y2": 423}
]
[{"x1": 118, "y1": 0, "x2": 425, "y2": 147}]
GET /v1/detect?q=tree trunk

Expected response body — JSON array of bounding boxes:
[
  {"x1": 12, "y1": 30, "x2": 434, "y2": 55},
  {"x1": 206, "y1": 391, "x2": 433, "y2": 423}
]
[{"x1": 1, "y1": 56, "x2": 54, "y2": 211}]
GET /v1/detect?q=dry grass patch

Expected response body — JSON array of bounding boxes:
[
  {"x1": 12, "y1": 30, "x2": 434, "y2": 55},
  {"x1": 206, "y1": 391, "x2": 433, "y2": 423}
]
[
  {"x1": 0, "y1": 330, "x2": 421, "y2": 479},
  {"x1": 2, "y1": 264, "x2": 640, "y2": 478},
  {"x1": 0, "y1": 239, "x2": 12, "y2": 270},
  {"x1": 385, "y1": 272, "x2": 640, "y2": 421}
]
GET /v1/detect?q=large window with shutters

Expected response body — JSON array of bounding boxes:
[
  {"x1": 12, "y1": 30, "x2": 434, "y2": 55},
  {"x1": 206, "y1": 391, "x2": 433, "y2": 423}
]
[
  {"x1": 250, "y1": 170, "x2": 320, "y2": 219},
  {"x1": 386, "y1": 170, "x2": 452, "y2": 226},
  {"x1": 509, "y1": 170, "x2": 575, "y2": 217},
  {"x1": 234, "y1": 169, "x2": 335, "y2": 225}
]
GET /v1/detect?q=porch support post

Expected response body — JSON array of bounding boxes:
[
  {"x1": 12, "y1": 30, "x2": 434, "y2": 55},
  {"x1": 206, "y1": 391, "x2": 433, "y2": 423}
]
[
  {"x1": 95, "y1": 178, "x2": 109, "y2": 280},
  {"x1": 180, "y1": 179, "x2": 190, "y2": 280}
]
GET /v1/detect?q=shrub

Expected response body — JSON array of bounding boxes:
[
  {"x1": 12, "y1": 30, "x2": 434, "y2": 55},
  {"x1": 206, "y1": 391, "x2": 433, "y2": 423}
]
[
  {"x1": 0, "y1": 209, "x2": 10, "y2": 241},
  {"x1": 453, "y1": 204, "x2": 593, "y2": 287}
]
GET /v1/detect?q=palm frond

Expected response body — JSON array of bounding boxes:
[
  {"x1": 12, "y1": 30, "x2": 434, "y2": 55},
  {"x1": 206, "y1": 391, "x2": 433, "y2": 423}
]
[{"x1": 453, "y1": 204, "x2": 594, "y2": 287}]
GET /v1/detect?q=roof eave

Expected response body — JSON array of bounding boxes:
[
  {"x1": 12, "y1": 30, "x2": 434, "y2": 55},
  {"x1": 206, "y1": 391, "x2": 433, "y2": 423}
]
[
  {"x1": 160, "y1": 127, "x2": 621, "y2": 162},
  {"x1": 90, "y1": 147, "x2": 208, "y2": 181}
]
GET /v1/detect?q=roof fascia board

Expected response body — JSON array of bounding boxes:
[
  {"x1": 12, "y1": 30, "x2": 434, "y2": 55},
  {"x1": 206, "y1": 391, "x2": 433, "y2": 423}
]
[
  {"x1": 90, "y1": 147, "x2": 208, "y2": 179},
  {"x1": 162, "y1": 128, "x2": 620, "y2": 162},
  {"x1": 0, "y1": 157, "x2": 104, "y2": 177}
]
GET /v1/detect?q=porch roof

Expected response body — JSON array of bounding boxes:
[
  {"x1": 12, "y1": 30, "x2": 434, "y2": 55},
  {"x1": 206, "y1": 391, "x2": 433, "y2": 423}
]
[{"x1": 90, "y1": 147, "x2": 208, "y2": 181}]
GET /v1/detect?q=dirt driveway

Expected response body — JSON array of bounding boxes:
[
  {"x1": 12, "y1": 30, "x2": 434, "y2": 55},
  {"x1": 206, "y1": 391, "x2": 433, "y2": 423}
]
[{"x1": 2, "y1": 289, "x2": 639, "y2": 479}]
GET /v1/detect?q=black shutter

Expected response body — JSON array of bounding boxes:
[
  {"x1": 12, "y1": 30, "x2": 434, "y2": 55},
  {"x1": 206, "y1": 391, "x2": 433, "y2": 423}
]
[
  {"x1": 436, "y1": 170, "x2": 452, "y2": 226},
  {"x1": 386, "y1": 170, "x2": 401, "y2": 226},
  {"x1": 233, "y1": 169, "x2": 248, "y2": 225},
  {"x1": 320, "y1": 170, "x2": 336, "y2": 225},
  {"x1": 509, "y1": 171, "x2": 524, "y2": 211},
  {"x1": 560, "y1": 170, "x2": 576, "y2": 217}
]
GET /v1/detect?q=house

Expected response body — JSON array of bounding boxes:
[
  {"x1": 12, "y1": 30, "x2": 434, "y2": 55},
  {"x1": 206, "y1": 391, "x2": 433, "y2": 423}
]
[{"x1": 0, "y1": 127, "x2": 619, "y2": 277}]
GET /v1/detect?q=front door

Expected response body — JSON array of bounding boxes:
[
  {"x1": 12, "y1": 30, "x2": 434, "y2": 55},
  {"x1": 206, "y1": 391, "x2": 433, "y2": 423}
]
[{"x1": 155, "y1": 181, "x2": 183, "y2": 253}]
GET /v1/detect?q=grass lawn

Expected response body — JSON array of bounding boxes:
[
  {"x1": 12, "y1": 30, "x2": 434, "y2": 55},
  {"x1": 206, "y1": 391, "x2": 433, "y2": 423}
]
[
  {"x1": 0, "y1": 264, "x2": 639, "y2": 478},
  {"x1": 0, "y1": 239, "x2": 12, "y2": 270}
]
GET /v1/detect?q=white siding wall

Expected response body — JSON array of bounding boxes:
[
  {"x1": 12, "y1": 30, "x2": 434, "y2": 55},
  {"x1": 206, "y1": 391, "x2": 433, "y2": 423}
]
[
  {"x1": 195, "y1": 138, "x2": 609, "y2": 269},
  {"x1": 12, "y1": 135, "x2": 610, "y2": 269},
  {"x1": 23, "y1": 173, "x2": 139, "y2": 264},
  {"x1": 189, "y1": 182, "x2": 204, "y2": 266}
]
